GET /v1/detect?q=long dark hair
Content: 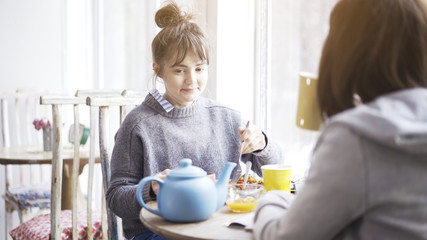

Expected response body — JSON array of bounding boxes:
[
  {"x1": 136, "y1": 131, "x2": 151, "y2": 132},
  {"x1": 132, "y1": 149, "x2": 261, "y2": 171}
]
[{"x1": 318, "y1": 0, "x2": 427, "y2": 117}]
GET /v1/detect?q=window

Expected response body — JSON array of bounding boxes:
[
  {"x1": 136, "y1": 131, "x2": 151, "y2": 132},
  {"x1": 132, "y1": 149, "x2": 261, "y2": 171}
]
[
  {"x1": 211, "y1": 0, "x2": 338, "y2": 178},
  {"x1": 269, "y1": 0, "x2": 338, "y2": 177}
]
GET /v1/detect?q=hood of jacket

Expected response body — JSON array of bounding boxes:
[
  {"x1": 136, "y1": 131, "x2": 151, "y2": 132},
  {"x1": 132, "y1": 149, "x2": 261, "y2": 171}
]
[{"x1": 327, "y1": 88, "x2": 427, "y2": 155}]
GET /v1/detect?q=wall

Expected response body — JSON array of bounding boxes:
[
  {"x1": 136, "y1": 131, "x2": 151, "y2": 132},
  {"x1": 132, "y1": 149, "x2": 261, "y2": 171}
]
[
  {"x1": 0, "y1": 0, "x2": 63, "y2": 92},
  {"x1": 0, "y1": 1, "x2": 63, "y2": 237}
]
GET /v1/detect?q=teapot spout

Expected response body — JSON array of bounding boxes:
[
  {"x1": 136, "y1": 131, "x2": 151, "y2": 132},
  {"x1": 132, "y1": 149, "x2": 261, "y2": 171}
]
[{"x1": 215, "y1": 161, "x2": 236, "y2": 210}]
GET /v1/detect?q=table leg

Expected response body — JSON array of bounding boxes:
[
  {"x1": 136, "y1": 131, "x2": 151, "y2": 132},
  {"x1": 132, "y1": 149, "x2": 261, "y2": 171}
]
[{"x1": 61, "y1": 163, "x2": 86, "y2": 210}]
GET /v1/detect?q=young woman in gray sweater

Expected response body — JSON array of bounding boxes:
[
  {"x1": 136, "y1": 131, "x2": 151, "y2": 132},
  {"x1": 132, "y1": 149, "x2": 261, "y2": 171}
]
[
  {"x1": 253, "y1": 0, "x2": 427, "y2": 239},
  {"x1": 106, "y1": 2, "x2": 282, "y2": 240}
]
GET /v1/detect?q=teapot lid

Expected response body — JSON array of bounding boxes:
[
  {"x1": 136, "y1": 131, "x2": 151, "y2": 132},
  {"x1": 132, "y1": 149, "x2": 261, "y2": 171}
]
[{"x1": 168, "y1": 158, "x2": 206, "y2": 178}]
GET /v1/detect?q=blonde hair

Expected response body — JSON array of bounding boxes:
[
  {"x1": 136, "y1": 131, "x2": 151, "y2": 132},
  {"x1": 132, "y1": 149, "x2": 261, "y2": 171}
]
[{"x1": 151, "y1": 1, "x2": 209, "y2": 85}]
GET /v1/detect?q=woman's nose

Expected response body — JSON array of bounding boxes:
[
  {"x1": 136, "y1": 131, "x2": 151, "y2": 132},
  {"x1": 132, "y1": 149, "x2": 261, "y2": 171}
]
[{"x1": 185, "y1": 70, "x2": 197, "y2": 84}]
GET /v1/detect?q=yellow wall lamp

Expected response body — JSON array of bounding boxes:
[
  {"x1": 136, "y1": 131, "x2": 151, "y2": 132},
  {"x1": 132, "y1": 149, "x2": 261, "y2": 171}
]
[{"x1": 296, "y1": 72, "x2": 322, "y2": 131}]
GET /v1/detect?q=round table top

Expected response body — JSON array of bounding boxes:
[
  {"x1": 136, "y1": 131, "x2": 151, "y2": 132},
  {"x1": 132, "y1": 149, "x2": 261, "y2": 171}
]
[
  {"x1": 0, "y1": 145, "x2": 92, "y2": 165},
  {"x1": 139, "y1": 201, "x2": 254, "y2": 240}
]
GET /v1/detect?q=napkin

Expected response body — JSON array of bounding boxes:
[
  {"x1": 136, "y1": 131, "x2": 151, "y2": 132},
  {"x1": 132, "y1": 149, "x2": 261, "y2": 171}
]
[{"x1": 225, "y1": 212, "x2": 255, "y2": 231}]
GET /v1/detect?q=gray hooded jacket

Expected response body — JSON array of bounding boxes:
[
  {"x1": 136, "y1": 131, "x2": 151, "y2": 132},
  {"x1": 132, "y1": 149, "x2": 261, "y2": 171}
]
[{"x1": 253, "y1": 88, "x2": 427, "y2": 240}]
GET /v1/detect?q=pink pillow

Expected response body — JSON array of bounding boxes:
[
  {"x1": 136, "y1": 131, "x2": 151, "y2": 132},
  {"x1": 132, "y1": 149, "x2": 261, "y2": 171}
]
[{"x1": 10, "y1": 209, "x2": 103, "y2": 240}]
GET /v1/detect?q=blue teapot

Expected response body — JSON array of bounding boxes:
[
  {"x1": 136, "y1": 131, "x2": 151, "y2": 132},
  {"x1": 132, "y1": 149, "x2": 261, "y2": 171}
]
[{"x1": 136, "y1": 158, "x2": 236, "y2": 222}]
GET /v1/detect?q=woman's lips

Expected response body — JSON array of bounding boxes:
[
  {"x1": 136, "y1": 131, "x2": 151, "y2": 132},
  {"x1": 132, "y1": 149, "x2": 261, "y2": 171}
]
[{"x1": 182, "y1": 88, "x2": 197, "y2": 93}]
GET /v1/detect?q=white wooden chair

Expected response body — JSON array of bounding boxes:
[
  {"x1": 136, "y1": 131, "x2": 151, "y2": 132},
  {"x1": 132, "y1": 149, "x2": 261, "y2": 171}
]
[
  {"x1": 85, "y1": 91, "x2": 146, "y2": 240},
  {"x1": 9, "y1": 91, "x2": 146, "y2": 240},
  {"x1": 0, "y1": 89, "x2": 51, "y2": 240},
  {"x1": 75, "y1": 89, "x2": 123, "y2": 240}
]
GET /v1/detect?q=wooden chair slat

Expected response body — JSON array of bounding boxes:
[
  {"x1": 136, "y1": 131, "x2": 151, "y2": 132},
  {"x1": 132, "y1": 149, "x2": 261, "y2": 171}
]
[
  {"x1": 51, "y1": 104, "x2": 63, "y2": 240},
  {"x1": 87, "y1": 107, "x2": 97, "y2": 240},
  {"x1": 99, "y1": 106, "x2": 119, "y2": 240},
  {"x1": 1, "y1": 98, "x2": 10, "y2": 147},
  {"x1": 72, "y1": 104, "x2": 80, "y2": 240},
  {"x1": 40, "y1": 96, "x2": 87, "y2": 105},
  {"x1": 86, "y1": 96, "x2": 144, "y2": 106}
]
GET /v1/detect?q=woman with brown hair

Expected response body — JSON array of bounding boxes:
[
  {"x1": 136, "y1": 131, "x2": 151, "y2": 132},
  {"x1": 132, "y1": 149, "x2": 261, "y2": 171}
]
[
  {"x1": 253, "y1": 0, "x2": 427, "y2": 239},
  {"x1": 106, "y1": 1, "x2": 282, "y2": 240}
]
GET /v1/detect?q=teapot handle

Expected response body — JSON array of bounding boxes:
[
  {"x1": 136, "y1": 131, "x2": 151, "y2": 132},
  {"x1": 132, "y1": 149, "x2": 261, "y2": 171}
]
[{"x1": 136, "y1": 176, "x2": 163, "y2": 216}]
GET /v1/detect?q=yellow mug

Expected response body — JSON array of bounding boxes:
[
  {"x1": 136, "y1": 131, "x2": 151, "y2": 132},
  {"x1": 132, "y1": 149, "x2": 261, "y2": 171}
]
[{"x1": 262, "y1": 164, "x2": 292, "y2": 192}]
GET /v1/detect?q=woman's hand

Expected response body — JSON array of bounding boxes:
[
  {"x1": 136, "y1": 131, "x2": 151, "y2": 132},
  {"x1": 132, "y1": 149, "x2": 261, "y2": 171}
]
[
  {"x1": 152, "y1": 169, "x2": 172, "y2": 195},
  {"x1": 238, "y1": 122, "x2": 266, "y2": 154}
]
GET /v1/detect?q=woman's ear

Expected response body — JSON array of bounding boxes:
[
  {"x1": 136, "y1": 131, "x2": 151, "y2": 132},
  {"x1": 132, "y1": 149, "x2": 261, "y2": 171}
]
[{"x1": 153, "y1": 62, "x2": 160, "y2": 77}]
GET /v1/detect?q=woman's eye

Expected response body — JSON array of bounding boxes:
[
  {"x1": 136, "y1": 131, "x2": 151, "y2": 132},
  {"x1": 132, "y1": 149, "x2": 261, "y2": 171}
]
[
  {"x1": 196, "y1": 67, "x2": 205, "y2": 72},
  {"x1": 175, "y1": 69, "x2": 185, "y2": 73}
]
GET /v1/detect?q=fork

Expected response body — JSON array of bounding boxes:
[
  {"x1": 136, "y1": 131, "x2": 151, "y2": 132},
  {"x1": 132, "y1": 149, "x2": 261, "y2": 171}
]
[{"x1": 231, "y1": 121, "x2": 250, "y2": 183}]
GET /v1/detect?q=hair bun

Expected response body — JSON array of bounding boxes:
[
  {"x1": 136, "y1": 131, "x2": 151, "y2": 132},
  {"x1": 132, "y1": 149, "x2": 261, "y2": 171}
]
[{"x1": 155, "y1": 1, "x2": 194, "y2": 28}]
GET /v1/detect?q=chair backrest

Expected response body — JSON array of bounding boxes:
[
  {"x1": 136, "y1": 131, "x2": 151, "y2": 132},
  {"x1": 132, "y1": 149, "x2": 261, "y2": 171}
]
[
  {"x1": 40, "y1": 90, "x2": 145, "y2": 240},
  {"x1": 1, "y1": 90, "x2": 52, "y2": 183},
  {"x1": 86, "y1": 92, "x2": 146, "y2": 240},
  {"x1": 40, "y1": 95, "x2": 87, "y2": 240},
  {"x1": 1, "y1": 89, "x2": 51, "y2": 146},
  {"x1": 76, "y1": 89, "x2": 123, "y2": 240}
]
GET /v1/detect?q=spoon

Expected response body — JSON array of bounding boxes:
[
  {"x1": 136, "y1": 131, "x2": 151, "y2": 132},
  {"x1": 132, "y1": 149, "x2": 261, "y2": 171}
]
[{"x1": 242, "y1": 161, "x2": 252, "y2": 190}]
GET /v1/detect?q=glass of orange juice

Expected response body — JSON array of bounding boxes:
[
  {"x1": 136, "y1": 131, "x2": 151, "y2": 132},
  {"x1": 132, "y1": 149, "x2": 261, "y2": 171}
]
[{"x1": 226, "y1": 183, "x2": 265, "y2": 212}]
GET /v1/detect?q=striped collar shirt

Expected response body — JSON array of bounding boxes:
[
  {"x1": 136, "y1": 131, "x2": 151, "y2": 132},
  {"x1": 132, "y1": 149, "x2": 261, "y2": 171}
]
[{"x1": 149, "y1": 89, "x2": 174, "y2": 112}]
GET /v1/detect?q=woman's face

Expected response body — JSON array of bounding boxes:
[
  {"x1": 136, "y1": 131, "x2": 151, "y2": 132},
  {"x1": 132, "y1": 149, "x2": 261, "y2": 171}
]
[{"x1": 156, "y1": 51, "x2": 208, "y2": 108}]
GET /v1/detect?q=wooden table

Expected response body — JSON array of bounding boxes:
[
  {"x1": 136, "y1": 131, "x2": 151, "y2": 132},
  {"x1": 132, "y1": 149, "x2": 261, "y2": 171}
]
[
  {"x1": 139, "y1": 201, "x2": 254, "y2": 240},
  {"x1": 0, "y1": 145, "x2": 99, "y2": 210}
]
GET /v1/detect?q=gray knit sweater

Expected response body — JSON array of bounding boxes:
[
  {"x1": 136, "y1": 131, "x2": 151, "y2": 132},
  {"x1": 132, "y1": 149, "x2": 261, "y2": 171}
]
[{"x1": 106, "y1": 94, "x2": 282, "y2": 239}]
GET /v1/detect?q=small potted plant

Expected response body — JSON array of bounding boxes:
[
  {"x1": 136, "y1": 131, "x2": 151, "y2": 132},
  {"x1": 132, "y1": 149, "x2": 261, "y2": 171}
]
[{"x1": 33, "y1": 118, "x2": 52, "y2": 151}]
